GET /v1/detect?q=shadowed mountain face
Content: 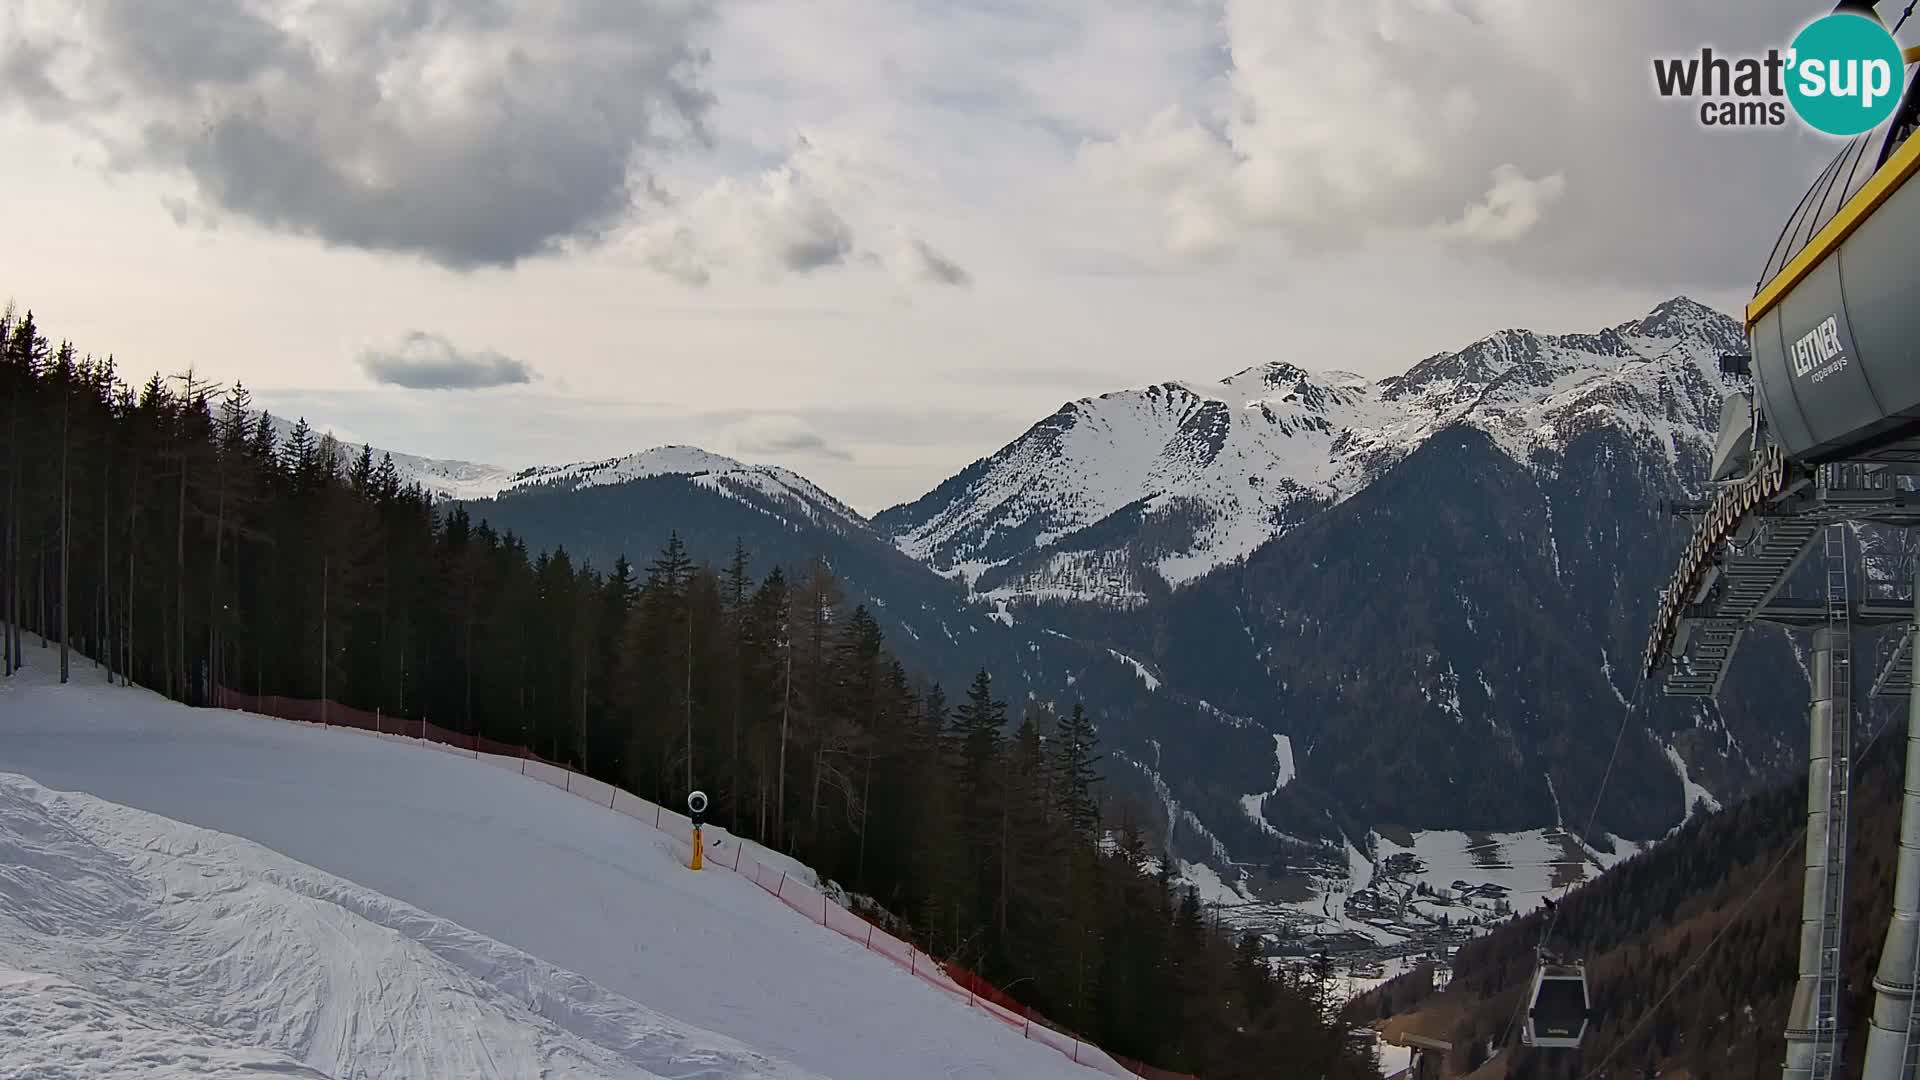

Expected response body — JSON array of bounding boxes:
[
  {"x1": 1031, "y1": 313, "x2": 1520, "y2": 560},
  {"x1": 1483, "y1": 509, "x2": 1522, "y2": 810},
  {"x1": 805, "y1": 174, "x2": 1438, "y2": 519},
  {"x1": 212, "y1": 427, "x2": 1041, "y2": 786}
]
[
  {"x1": 868, "y1": 298, "x2": 1809, "y2": 848},
  {"x1": 873, "y1": 299, "x2": 1747, "y2": 606},
  {"x1": 375, "y1": 297, "x2": 1853, "y2": 911}
]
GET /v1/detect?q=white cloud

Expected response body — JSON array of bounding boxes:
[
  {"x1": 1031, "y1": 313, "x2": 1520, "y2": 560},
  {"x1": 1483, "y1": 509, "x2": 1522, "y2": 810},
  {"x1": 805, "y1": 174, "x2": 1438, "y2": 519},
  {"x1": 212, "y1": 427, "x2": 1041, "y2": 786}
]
[
  {"x1": 1080, "y1": 2, "x2": 1494, "y2": 260},
  {"x1": 627, "y1": 134, "x2": 971, "y2": 288},
  {"x1": 1074, "y1": 0, "x2": 1820, "y2": 285},
  {"x1": 634, "y1": 153, "x2": 854, "y2": 285},
  {"x1": 1436, "y1": 165, "x2": 1569, "y2": 247}
]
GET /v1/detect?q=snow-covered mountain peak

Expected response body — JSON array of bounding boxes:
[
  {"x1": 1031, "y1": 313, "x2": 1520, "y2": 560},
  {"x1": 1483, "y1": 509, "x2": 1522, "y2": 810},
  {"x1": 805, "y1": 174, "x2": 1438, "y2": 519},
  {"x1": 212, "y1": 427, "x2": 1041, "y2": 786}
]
[
  {"x1": 509, "y1": 445, "x2": 751, "y2": 489},
  {"x1": 250, "y1": 413, "x2": 863, "y2": 530},
  {"x1": 1220, "y1": 361, "x2": 1315, "y2": 392},
  {"x1": 498, "y1": 445, "x2": 867, "y2": 529},
  {"x1": 878, "y1": 297, "x2": 1745, "y2": 603},
  {"x1": 1624, "y1": 295, "x2": 1744, "y2": 346},
  {"x1": 256, "y1": 412, "x2": 522, "y2": 502}
]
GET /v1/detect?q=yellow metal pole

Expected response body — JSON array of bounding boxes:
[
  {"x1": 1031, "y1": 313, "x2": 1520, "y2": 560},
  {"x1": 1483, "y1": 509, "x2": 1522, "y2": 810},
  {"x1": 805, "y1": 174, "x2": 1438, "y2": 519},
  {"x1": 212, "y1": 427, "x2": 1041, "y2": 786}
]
[{"x1": 691, "y1": 825, "x2": 704, "y2": 871}]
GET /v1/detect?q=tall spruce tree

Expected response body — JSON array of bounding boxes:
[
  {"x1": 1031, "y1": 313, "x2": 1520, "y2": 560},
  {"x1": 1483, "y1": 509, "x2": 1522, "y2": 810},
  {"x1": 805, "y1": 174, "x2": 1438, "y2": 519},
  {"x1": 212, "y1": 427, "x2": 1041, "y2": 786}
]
[{"x1": 0, "y1": 307, "x2": 1375, "y2": 1080}]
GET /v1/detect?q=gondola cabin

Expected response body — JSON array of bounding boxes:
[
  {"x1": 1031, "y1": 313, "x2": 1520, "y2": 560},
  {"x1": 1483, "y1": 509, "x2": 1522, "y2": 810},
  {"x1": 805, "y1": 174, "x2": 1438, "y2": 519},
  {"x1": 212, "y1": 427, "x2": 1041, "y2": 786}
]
[{"x1": 1521, "y1": 962, "x2": 1590, "y2": 1050}]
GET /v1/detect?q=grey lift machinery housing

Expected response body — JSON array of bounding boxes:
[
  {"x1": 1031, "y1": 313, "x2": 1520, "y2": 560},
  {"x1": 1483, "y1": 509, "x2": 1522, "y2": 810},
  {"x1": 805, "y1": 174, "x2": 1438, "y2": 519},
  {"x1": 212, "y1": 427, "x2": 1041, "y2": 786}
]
[{"x1": 1643, "y1": 9, "x2": 1920, "y2": 1080}]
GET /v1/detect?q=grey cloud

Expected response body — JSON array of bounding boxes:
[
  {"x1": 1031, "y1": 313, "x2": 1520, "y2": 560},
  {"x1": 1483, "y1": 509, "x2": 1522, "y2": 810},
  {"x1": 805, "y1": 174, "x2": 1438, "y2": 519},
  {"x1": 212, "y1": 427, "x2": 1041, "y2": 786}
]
[
  {"x1": 0, "y1": 36, "x2": 68, "y2": 112},
  {"x1": 773, "y1": 205, "x2": 855, "y2": 272},
  {"x1": 95, "y1": 0, "x2": 308, "y2": 91},
  {"x1": 359, "y1": 332, "x2": 535, "y2": 390},
  {"x1": 901, "y1": 234, "x2": 972, "y2": 286},
  {"x1": 9, "y1": 0, "x2": 714, "y2": 269},
  {"x1": 740, "y1": 428, "x2": 853, "y2": 460},
  {"x1": 1465, "y1": 1, "x2": 1830, "y2": 291},
  {"x1": 1087, "y1": 0, "x2": 1842, "y2": 293},
  {"x1": 632, "y1": 151, "x2": 860, "y2": 285},
  {"x1": 722, "y1": 414, "x2": 855, "y2": 460}
]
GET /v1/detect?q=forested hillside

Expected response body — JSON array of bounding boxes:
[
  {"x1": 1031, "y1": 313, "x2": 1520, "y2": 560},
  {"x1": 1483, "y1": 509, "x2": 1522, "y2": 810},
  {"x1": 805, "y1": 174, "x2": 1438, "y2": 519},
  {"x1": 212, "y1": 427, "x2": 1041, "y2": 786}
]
[
  {"x1": 1356, "y1": 703, "x2": 1910, "y2": 1080},
  {"x1": 0, "y1": 305, "x2": 1377, "y2": 1080}
]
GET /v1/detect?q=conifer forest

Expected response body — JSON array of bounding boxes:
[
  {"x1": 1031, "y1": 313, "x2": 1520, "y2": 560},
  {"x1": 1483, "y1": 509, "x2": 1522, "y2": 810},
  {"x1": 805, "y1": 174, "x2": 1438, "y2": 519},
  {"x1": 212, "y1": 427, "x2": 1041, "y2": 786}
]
[{"x1": 0, "y1": 305, "x2": 1378, "y2": 1079}]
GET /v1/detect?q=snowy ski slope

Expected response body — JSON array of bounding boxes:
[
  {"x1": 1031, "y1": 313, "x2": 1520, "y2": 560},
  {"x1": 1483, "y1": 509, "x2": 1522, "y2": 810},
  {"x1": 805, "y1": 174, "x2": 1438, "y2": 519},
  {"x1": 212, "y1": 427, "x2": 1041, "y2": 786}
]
[
  {"x1": 0, "y1": 772, "x2": 820, "y2": 1080},
  {"x1": 0, "y1": 657, "x2": 1102, "y2": 1080}
]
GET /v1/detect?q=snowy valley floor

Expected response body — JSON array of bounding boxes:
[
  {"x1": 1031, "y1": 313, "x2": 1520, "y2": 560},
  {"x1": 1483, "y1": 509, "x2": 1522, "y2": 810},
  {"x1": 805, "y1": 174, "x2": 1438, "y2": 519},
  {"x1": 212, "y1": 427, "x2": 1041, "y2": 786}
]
[{"x1": 0, "y1": 656, "x2": 1100, "y2": 1080}]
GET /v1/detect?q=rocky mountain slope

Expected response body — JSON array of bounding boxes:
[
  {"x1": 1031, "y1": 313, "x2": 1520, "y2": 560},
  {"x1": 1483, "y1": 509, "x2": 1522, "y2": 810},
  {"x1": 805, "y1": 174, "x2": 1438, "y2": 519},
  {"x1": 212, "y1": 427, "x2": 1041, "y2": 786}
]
[
  {"x1": 279, "y1": 296, "x2": 1860, "y2": 938},
  {"x1": 871, "y1": 296, "x2": 1846, "y2": 917},
  {"x1": 875, "y1": 298, "x2": 1746, "y2": 606}
]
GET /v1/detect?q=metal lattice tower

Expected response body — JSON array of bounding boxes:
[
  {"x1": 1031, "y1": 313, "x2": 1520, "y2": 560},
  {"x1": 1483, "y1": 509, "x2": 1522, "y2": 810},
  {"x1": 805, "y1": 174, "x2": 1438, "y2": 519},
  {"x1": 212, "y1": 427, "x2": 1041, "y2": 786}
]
[{"x1": 1814, "y1": 520, "x2": 1855, "y2": 1080}]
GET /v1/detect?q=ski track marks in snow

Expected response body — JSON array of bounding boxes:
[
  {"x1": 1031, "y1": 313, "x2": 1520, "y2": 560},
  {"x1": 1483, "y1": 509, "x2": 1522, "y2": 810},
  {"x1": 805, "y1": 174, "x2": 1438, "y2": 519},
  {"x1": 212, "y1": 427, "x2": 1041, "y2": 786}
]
[
  {"x1": 1106, "y1": 649, "x2": 1160, "y2": 691},
  {"x1": 1664, "y1": 744, "x2": 1722, "y2": 825},
  {"x1": 0, "y1": 660, "x2": 1102, "y2": 1080},
  {"x1": 0, "y1": 773, "x2": 822, "y2": 1080},
  {"x1": 1238, "y1": 735, "x2": 1295, "y2": 840}
]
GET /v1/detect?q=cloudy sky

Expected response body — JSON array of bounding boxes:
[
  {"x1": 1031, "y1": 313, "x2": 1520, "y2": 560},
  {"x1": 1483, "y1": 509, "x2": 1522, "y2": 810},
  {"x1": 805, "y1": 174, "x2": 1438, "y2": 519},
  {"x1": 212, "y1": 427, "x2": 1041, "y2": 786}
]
[{"x1": 0, "y1": 0, "x2": 1894, "y2": 512}]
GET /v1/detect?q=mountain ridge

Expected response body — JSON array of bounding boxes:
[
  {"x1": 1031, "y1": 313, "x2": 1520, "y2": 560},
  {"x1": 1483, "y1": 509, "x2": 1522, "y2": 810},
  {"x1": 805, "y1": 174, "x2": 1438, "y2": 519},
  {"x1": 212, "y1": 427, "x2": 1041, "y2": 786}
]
[
  {"x1": 265, "y1": 294, "x2": 1800, "y2": 938},
  {"x1": 871, "y1": 295, "x2": 1744, "y2": 607}
]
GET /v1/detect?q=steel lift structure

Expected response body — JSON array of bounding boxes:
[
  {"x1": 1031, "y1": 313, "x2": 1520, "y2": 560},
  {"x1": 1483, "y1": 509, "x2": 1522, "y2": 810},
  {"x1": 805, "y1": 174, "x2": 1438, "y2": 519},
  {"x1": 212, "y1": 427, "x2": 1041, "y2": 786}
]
[{"x1": 1643, "y1": 9, "x2": 1920, "y2": 1078}]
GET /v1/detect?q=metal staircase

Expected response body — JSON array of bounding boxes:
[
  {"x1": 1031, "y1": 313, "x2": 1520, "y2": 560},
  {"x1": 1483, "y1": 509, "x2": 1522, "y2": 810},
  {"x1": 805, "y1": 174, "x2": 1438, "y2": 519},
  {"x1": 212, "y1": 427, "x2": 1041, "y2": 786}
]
[
  {"x1": 1814, "y1": 523, "x2": 1855, "y2": 1080},
  {"x1": 1874, "y1": 628, "x2": 1915, "y2": 699},
  {"x1": 1661, "y1": 514, "x2": 1823, "y2": 698},
  {"x1": 1660, "y1": 465, "x2": 1920, "y2": 699}
]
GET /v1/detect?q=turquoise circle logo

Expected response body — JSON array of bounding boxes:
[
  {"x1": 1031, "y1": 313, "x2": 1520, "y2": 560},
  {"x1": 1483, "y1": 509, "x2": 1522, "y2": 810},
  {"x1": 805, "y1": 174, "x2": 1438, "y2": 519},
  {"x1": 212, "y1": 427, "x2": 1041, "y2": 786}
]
[{"x1": 1786, "y1": 13, "x2": 1907, "y2": 135}]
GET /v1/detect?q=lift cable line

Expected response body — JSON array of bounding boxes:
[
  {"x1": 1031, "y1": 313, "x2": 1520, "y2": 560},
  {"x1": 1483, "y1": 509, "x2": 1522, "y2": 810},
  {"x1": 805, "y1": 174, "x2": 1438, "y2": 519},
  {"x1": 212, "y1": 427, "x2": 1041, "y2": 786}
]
[
  {"x1": 1496, "y1": 669, "x2": 1648, "y2": 1053},
  {"x1": 1575, "y1": 701, "x2": 1900, "y2": 1080}
]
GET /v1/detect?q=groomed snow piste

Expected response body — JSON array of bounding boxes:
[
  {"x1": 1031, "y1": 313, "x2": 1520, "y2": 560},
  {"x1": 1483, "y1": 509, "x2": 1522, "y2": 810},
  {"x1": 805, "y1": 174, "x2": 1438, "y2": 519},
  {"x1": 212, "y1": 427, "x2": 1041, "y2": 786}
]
[
  {"x1": 0, "y1": 656, "x2": 1101, "y2": 1080},
  {"x1": 0, "y1": 771, "x2": 820, "y2": 1080}
]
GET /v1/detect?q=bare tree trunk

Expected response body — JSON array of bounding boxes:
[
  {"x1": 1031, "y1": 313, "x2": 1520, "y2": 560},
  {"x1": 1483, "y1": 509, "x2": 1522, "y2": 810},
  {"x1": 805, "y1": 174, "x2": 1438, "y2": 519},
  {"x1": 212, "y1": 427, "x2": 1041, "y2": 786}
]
[
  {"x1": 125, "y1": 497, "x2": 136, "y2": 688},
  {"x1": 378, "y1": 542, "x2": 390, "y2": 710},
  {"x1": 175, "y1": 447, "x2": 186, "y2": 701},
  {"x1": 321, "y1": 557, "x2": 328, "y2": 722},
  {"x1": 207, "y1": 459, "x2": 226, "y2": 702},
  {"x1": 999, "y1": 752, "x2": 1011, "y2": 940},
  {"x1": 4, "y1": 369, "x2": 18, "y2": 676},
  {"x1": 730, "y1": 659, "x2": 741, "y2": 830},
  {"x1": 811, "y1": 747, "x2": 822, "y2": 834},
  {"x1": 463, "y1": 583, "x2": 474, "y2": 734},
  {"x1": 1, "y1": 515, "x2": 10, "y2": 672},
  {"x1": 777, "y1": 636, "x2": 792, "y2": 844},
  {"x1": 58, "y1": 379, "x2": 70, "y2": 683},
  {"x1": 12, "y1": 520, "x2": 21, "y2": 672},
  {"x1": 2, "y1": 513, "x2": 11, "y2": 678},
  {"x1": 857, "y1": 751, "x2": 872, "y2": 893},
  {"x1": 1, "y1": 514, "x2": 10, "y2": 678},
  {"x1": 685, "y1": 603, "x2": 694, "y2": 795},
  {"x1": 99, "y1": 463, "x2": 109, "y2": 677}
]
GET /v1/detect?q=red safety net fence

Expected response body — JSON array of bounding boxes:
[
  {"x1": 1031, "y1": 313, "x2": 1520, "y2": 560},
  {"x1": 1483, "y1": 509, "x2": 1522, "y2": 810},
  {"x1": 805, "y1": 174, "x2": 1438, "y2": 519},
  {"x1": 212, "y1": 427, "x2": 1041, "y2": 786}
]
[{"x1": 211, "y1": 686, "x2": 1196, "y2": 1080}]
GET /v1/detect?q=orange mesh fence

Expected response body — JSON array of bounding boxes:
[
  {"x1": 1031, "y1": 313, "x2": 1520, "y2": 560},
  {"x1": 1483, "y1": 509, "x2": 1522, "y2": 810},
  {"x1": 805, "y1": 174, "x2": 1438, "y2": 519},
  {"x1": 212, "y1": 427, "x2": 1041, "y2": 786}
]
[{"x1": 212, "y1": 686, "x2": 1195, "y2": 1080}]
